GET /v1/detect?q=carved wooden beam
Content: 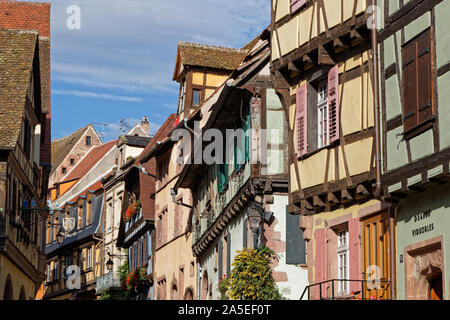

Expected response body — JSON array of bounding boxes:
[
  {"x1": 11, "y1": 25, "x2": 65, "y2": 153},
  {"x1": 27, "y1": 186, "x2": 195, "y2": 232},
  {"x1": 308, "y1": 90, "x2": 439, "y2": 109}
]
[
  {"x1": 318, "y1": 44, "x2": 335, "y2": 65},
  {"x1": 341, "y1": 189, "x2": 354, "y2": 202},
  {"x1": 356, "y1": 184, "x2": 370, "y2": 198},
  {"x1": 303, "y1": 199, "x2": 313, "y2": 211},
  {"x1": 327, "y1": 192, "x2": 340, "y2": 205},
  {"x1": 313, "y1": 195, "x2": 326, "y2": 209}
]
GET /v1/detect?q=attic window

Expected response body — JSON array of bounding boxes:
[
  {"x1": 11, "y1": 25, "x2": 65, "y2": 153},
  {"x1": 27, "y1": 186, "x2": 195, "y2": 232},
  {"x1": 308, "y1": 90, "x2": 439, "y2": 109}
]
[
  {"x1": 62, "y1": 167, "x2": 67, "y2": 175},
  {"x1": 86, "y1": 136, "x2": 91, "y2": 146},
  {"x1": 70, "y1": 158, "x2": 75, "y2": 166}
]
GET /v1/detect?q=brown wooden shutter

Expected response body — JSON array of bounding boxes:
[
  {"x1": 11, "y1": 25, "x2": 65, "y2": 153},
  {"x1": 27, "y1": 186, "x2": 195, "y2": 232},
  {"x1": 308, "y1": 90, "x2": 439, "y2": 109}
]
[
  {"x1": 402, "y1": 28, "x2": 433, "y2": 134},
  {"x1": 402, "y1": 39, "x2": 418, "y2": 132},
  {"x1": 328, "y1": 65, "x2": 340, "y2": 143},
  {"x1": 296, "y1": 83, "x2": 308, "y2": 158},
  {"x1": 417, "y1": 30, "x2": 432, "y2": 124}
]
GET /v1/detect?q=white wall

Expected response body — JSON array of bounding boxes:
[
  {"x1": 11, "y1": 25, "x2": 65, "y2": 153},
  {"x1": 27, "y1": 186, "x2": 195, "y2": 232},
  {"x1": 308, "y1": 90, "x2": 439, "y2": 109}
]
[{"x1": 269, "y1": 195, "x2": 309, "y2": 300}]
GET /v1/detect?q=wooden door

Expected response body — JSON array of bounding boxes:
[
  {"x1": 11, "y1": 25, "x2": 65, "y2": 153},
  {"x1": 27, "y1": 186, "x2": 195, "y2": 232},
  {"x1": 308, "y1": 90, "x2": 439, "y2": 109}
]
[{"x1": 362, "y1": 211, "x2": 391, "y2": 300}]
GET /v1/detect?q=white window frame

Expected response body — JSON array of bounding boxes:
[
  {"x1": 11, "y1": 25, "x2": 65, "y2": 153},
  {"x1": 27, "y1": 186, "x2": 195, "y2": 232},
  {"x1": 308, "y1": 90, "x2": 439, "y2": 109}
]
[
  {"x1": 317, "y1": 82, "x2": 329, "y2": 149},
  {"x1": 337, "y1": 229, "x2": 349, "y2": 295},
  {"x1": 178, "y1": 80, "x2": 186, "y2": 115},
  {"x1": 87, "y1": 247, "x2": 92, "y2": 269}
]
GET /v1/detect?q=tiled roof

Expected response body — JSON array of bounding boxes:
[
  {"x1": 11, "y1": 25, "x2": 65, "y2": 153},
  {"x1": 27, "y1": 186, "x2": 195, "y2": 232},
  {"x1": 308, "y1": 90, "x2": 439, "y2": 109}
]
[
  {"x1": 68, "y1": 178, "x2": 104, "y2": 204},
  {"x1": 61, "y1": 140, "x2": 117, "y2": 182},
  {"x1": 118, "y1": 135, "x2": 151, "y2": 148},
  {"x1": 0, "y1": 1, "x2": 51, "y2": 38},
  {"x1": 0, "y1": 29, "x2": 38, "y2": 148},
  {"x1": 173, "y1": 42, "x2": 247, "y2": 80},
  {"x1": 50, "y1": 125, "x2": 90, "y2": 175}
]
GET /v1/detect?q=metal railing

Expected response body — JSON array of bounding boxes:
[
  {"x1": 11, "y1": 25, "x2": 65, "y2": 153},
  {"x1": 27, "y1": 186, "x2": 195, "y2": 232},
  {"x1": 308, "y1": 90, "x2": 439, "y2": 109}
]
[
  {"x1": 300, "y1": 279, "x2": 391, "y2": 300},
  {"x1": 95, "y1": 271, "x2": 121, "y2": 293}
]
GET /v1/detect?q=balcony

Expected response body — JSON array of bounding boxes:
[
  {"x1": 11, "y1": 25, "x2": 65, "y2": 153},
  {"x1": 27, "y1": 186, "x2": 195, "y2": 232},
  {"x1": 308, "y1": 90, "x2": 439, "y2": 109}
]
[{"x1": 95, "y1": 272, "x2": 121, "y2": 294}]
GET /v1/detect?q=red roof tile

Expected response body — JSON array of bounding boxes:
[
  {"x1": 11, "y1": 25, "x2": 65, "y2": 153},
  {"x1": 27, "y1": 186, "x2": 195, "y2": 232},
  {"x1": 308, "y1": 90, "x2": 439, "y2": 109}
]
[{"x1": 62, "y1": 140, "x2": 116, "y2": 182}]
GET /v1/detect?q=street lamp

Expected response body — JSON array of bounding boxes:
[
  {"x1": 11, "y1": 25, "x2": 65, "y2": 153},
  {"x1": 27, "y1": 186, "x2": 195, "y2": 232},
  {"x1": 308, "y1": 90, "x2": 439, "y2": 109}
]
[
  {"x1": 106, "y1": 258, "x2": 114, "y2": 272},
  {"x1": 248, "y1": 206, "x2": 262, "y2": 233},
  {"x1": 56, "y1": 228, "x2": 65, "y2": 245}
]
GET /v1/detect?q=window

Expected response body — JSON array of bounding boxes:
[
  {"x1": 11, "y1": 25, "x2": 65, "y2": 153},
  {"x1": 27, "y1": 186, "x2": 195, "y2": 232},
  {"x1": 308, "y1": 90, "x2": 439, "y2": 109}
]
[
  {"x1": 217, "y1": 163, "x2": 228, "y2": 193},
  {"x1": 77, "y1": 205, "x2": 83, "y2": 230},
  {"x1": 296, "y1": 65, "x2": 339, "y2": 158},
  {"x1": 86, "y1": 136, "x2": 91, "y2": 146},
  {"x1": 178, "y1": 80, "x2": 186, "y2": 116},
  {"x1": 317, "y1": 82, "x2": 329, "y2": 148},
  {"x1": 87, "y1": 247, "x2": 92, "y2": 269},
  {"x1": 70, "y1": 158, "x2": 75, "y2": 166},
  {"x1": 234, "y1": 107, "x2": 250, "y2": 172},
  {"x1": 47, "y1": 264, "x2": 51, "y2": 282},
  {"x1": 401, "y1": 28, "x2": 434, "y2": 139},
  {"x1": 192, "y1": 89, "x2": 201, "y2": 106},
  {"x1": 62, "y1": 167, "x2": 67, "y2": 175},
  {"x1": 337, "y1": 230, "x2": 349, "y2": 295},
  {"x1": 86, "y1": 201, "x2": 92, "y2": 226}
]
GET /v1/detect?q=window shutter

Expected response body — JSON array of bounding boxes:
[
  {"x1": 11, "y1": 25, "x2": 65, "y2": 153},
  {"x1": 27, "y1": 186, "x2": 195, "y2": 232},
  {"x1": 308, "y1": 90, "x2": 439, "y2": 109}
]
[
  {"x1": 417, "y1": 30, "x2": 432, "y2": 125},
  {"x1": 314, "y1": 228, "x2": 327, "y2": 299},
  {"x1": 328, "y1": 65, "x2": 340, "y2": 143},
  {"x1": 286, "y1": 207, "x2": 306, "y2": 264},
  {"x1": 402, "y1": 41, "x2": 418, "y2": 132},
  {"x1": 218, "y1": 239, "x2": 223, "y2": 278},
  {"x1": 296, "y1": 83, "x2": 308, "y2": 158},
  {"x1": 348, "y1": 218, "x2": 361, "y2": 293},
  {"x1": 244, "y1": 113, "x2": 250, "y2": 163},
  {"x1": 291, "y1": 0, "x2": 308, "y2": 14},
  {"x1": 226, "y1": 233, "x2": 231, "y2": 277}
]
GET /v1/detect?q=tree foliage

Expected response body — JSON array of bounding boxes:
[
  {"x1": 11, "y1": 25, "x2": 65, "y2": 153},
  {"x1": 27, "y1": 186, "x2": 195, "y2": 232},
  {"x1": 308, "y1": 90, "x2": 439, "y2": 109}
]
[{"x1": 219, "y1": 247, "x2": 284, "y2": 300}]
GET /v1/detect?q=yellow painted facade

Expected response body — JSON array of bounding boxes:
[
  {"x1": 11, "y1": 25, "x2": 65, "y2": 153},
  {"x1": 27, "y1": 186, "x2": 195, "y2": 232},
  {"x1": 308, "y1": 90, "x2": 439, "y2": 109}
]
[
  {"x1": 0, "y1": 255, "x2": 36, "y2": 300},
  {"x1": 205, "y1": 73, "x2": 227, "y2": 88},
  {"x1": 271, "y1": 0, "x2": 368, "y2": 61},
  {"x1": 288, "y1": 53, "x2": 375, "y2": 192},
  {"x1": 154, "y1": 140, "x2": 196, "y2": 299}
]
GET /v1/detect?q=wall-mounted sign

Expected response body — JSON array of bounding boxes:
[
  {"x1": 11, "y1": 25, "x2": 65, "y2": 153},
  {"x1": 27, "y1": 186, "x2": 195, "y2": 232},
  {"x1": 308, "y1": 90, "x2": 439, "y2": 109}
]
[{"x1": 411, "y1": 210, "x2": 434, "y2": 237}]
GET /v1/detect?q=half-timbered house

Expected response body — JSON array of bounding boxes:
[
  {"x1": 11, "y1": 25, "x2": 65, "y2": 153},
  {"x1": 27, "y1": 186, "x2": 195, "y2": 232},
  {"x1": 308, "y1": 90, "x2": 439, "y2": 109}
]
[
  {"x1": 0, "y1": 29, "x2": 48, "y2": 300},
  {"x1": 379, "y1": 0, "x2": 450, "y2": 300},
  {"x1": 271, "y1": 0, "x2": 392, "y2": 299},
  {"x1": 174, "y1": 30, "x2": 309, "y2": 300}
]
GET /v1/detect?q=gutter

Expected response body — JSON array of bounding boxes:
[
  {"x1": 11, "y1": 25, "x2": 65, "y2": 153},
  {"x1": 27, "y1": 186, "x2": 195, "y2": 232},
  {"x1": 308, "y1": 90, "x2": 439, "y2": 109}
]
[
  {"x1": 371, "y1": 0, "x2": 396, "y2": 299},
  {"x1": 371, "y1": 0, "x2": 382, "y2": 199}
]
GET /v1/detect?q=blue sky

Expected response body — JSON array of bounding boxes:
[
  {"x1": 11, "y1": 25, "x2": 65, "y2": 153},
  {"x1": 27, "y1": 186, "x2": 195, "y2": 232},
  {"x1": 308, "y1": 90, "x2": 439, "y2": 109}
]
[{"x1": 26, "y1": 0, "x2": 270, "y2": 141}]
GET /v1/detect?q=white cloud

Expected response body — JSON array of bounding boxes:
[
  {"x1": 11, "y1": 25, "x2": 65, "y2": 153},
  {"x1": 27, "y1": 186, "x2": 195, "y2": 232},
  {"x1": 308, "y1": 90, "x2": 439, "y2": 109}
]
[
  {"x1": 46, "y1": 0, "x2": 269, "y2": 95},
  {"x1": 53, "y1": 89, "x2": 145, "y2": 102}
]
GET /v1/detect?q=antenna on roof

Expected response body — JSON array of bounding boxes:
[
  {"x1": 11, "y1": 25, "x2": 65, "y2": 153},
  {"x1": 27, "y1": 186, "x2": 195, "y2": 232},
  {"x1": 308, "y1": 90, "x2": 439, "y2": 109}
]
[
  {"x1": 120, "y1": 119, "x2": 132, "y2": 134},
  {"x1": 92, "y1": 122, "x2": 108, "y2": 140}
]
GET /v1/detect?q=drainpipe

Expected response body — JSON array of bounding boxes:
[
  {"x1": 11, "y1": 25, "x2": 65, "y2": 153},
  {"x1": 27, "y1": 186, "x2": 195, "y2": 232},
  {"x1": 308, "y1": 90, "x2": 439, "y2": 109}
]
[
  {"x1": 371, "y1": 0, "x2": 396, "y2": 299},
  {"x1": 371, "y1": 0, "x2": 382, "y2": 199}
]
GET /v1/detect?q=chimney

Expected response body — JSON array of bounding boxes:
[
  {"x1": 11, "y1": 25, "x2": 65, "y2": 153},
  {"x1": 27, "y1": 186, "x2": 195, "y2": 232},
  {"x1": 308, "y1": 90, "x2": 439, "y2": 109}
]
[{"x1": 141, "y1": 116, "x2": 150, "y2": 135}]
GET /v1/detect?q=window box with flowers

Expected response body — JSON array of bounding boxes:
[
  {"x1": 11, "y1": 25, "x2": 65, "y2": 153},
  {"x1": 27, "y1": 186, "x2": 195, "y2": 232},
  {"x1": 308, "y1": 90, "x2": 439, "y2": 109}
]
[
  {"x1": 122, "y1": 200, "x2": 141, "y2": 221},
  {"x1": 121, "y1": 266, "x2": 153, "y2": 297}
]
